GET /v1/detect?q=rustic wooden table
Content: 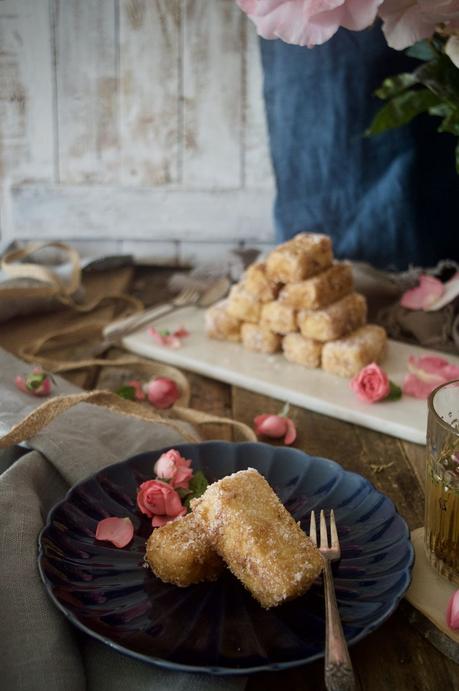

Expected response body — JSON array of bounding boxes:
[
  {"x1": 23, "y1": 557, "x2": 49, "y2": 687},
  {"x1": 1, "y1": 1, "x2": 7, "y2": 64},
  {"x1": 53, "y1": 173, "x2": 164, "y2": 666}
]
[{"x1": 2, "y1": 265, "x2": 458, "y2": 690}]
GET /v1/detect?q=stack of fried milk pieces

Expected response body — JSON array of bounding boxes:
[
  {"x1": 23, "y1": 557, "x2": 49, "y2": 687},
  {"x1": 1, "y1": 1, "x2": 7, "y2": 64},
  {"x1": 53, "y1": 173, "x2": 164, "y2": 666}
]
[{"x1": 205, "y1": 232, "x2": 387, "y2": 378}]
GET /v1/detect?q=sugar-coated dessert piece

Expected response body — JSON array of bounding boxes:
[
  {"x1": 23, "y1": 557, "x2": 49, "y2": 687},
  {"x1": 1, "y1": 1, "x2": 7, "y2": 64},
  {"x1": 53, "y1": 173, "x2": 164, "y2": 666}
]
[
  {"x1": 297, "y1": 292, "x2": 367, "y2": 342},
  {"x1": 265, "y1": 233, "x2": 333, "y2": 283},
  {"x1": 241, "y1": 323, "x2": 281, "y2": 354},
  {"x1": 243, "y1": 262, "x2": 280, "y2": 303},
  {"x1": 191, "y1": 468, "x2": 323, "y2": 609},
  {"x1": 146, "y1": 513, "x2": 223, "y2": 587},
  {"x1": 226, "y1": 283, "x2": 261, "y2": 324},
  {"x1": 322, "y1": 324, "x2": 387, "y2": 378},
  {"x1": 282, "y1": 332, "x2": 322, "y2": 368},
  {"x1": 205, "y1": 299, "x2": 242, "y2": 342},
  {"x1": 279, "y1": 262, "x2": 353, "y2": 310},
  {"x1": 260, "y1": 300, "x2": 297, "y2": 335}
]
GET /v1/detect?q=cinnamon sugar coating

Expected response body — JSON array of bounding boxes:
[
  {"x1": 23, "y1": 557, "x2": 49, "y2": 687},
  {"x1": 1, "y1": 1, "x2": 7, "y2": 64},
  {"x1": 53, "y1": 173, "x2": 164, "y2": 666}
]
[
  {"x1": 279, "y1": 262, "x2": 353, "y2": 310},
  {"x1": 192, "y1": 469, "x2": 323, "y2": 609},
  {"x1": 226, "y1": 283, "x2": 262, "y2": 323},
  {"x1": 146, "y1": 513, "x2": 223, "y2": 587},
  {"x1": 321, "y1": 324, "x2": 387, "y2": 378},
  {"x1": 297, "y1": 292, "x2": 367, "y2": 342},
  {"x1": 243, "y1": 262, "x2": 280, "y2": 303},
  {"x1": 282, "y1": 332, "x2": 322, "y2": 368},
  {"x1": 260, "y1": 300, "x2": 297, "y2": 335},
  {"x1": 266, "y1": 233, "x2": 333, "y2": 283},
  {"x1": 205, "y1": 299, "x2": 242, "y2": 342},
  {"x1": 241, "y1": 323, "x2": 282, "y2": 354}
]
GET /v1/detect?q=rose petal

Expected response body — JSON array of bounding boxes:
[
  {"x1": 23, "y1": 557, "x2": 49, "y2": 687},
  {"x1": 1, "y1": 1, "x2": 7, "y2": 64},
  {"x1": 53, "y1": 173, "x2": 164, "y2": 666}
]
[
  {"x1": 402, "y1": 373, "x2": 438, "y2": 399},
  {"x1": 446, "y1": 590, "x2": 459, "y2": 630},
  {"x1": 95, "y1": 517, "x2": 134, "y2": 548},
  {"x1": 127, "y1": 379, "x2": 146, "y2": 401},
  {"x1": 400, "y1": 275, "x2": 444, "y2": 311},
  {"x1": 283, "y1": 418, "x2": 297, "y2": 445},
  {"x1": 173, "y1": 327, "x2": 189, "y2": 338},
  {"x1": 147, "y1": 327, "x2": 168, "y2": 346},
  {"x1": 254, "y1": 414, "x2": 288, "y2": 438}
]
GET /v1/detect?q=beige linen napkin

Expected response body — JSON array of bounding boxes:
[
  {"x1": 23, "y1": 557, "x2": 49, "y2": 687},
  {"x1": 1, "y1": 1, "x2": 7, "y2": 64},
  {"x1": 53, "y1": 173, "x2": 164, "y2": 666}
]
[{"x1": 0, "y1": 351, "x2": 246, "y2": 691}]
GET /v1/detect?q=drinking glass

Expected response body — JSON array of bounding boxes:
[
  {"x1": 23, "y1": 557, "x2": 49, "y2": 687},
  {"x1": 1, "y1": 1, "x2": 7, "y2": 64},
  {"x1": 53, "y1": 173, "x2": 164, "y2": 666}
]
[{"x1": 424, "y1": 379, "x2": 459, "y2": 584}]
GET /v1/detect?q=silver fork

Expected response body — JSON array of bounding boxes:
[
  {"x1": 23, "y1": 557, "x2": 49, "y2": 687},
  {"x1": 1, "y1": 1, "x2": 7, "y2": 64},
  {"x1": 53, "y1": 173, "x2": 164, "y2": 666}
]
[{"x1": 310, "y1": 510, "x2": 355, "y2": 691}]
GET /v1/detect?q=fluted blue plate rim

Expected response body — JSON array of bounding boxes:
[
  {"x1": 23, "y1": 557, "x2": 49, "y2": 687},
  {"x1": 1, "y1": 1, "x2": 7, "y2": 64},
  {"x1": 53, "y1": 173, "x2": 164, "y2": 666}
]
[{"x1": 38, "y1": 441, "x2": 415, "y2": 676}]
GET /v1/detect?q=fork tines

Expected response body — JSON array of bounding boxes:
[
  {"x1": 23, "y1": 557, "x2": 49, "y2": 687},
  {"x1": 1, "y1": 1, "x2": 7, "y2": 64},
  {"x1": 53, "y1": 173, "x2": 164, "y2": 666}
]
[{"x1": 309, "y1": 509, "x2": 340, "y2": 558}]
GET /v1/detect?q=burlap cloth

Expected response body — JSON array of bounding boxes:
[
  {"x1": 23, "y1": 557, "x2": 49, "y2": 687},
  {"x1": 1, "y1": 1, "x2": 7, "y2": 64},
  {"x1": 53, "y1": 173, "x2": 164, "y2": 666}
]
[{"x1": 0, "y1": 349, "x2": 250, "y2": 691}]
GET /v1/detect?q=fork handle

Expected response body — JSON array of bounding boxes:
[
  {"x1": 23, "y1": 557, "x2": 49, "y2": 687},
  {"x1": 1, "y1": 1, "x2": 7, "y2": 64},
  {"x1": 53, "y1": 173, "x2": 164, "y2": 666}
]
[
  {"x1": 102, "y1": 303, "x2": 175, "y2": 342},
  {"x1": 323, "y1": 560, "x2": 356, "y2": 691}
]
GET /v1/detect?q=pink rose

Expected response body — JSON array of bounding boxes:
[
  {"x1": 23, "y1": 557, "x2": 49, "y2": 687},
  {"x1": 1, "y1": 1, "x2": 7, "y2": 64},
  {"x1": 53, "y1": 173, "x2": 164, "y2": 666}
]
[
  {"x1": 137, "y1": 479, "x2": 186, "y2": 527},
  {"x1": 254, "y1": 413, "x2": 297, "y2": 445},
  {"x1": 145, "y1": 377, "x2": 180, "y2": 409},
  {"x1": 237, "y1": 0, "x2": 383, "y2": 48},
  {"x1": 350, "y1": 363, "x2": 390, "y2": 403},
  {"x1": 154, "y1": 449, "x2": 193, "y2": 489},
  {"x1": 380, "y1": 0, "x2": 459, "y2": 51}
]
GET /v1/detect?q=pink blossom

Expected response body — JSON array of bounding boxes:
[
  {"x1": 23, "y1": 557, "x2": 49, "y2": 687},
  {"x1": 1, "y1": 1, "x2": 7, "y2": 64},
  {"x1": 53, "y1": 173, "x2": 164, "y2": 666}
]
[
  {"x1": 147, "y1": 326, "x2": 189, "y2": 348},
  {"x1": 145, "y1": 377, "x2": 180, "y2": 409},
  {"x1": 15, "y1": 367, "x2": 53, "y2": 397},
  {"x1": 137, "y1": 479, "x2": 186, "y2": 527},
  {"x1": 350, "y1": 363, "x2": 391, "y2": 403},
  {"x1": 254, "y1": 413, "x2": 297, "y2": 445},
  {"x1": 446, "y1": 590, "x2": 459, "y2": 630},
  {"x1": 380, "y1": 0, "x2": 459, "y2": 51},
  {"x1": 400, "y1": 274, "x2": 444, "y2": 311},
  {"x1": 237, "y1": 0, "x2": 383, "y2": 48},
  {"x1": 403, "y1": 355, "x2": 459, "y2": 399},
  {"x1": 154, "y1": 449, "x2": 193, "y2": 489},
  {"x1": 95, "y1": 517, "x2": 134, "y2": 548}
]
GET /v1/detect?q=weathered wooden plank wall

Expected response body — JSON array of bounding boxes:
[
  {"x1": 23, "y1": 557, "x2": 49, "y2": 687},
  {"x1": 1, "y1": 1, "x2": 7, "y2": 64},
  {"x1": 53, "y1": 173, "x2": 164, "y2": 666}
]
[{"x1": 0, "y1": 0, "x2": 274, "y2": 262}]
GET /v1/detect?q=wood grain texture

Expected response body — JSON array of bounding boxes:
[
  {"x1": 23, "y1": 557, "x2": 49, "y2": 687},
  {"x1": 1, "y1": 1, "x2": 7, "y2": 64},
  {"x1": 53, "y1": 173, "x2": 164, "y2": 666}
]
[
  {"x1": 119, "y1": 0, "x2": 180, "y2": 185},
  {"x1": 54, "y1": 0, "x2": 119, "y2": 183},
  {"x1": 10, "y1": 184, "x2": 274, "y2": 241},
  {"x1": 0, "y1": 0, "x2": 54, "y2": 185},
  {"x1": 182, "y1": 0, "x2": 243, "y2": 187}
]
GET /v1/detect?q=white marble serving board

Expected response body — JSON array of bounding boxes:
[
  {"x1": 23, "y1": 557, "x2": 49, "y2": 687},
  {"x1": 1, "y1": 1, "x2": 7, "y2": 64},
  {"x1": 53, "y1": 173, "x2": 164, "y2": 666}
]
[{"x1": 122, "y1": 306, "x2": 459, "y2": 445}]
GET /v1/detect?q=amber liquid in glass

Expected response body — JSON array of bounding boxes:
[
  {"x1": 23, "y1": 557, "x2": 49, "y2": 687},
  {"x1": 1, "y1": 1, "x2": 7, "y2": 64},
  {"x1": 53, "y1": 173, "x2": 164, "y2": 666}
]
[{"x1": 424, "y1": 455, "x2": 459, "y2": 585}]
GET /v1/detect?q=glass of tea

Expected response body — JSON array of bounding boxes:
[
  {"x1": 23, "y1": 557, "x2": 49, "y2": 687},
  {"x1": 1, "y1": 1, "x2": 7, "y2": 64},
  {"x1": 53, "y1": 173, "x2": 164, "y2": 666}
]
[{"x1": 424, "y1": 379, "x2": 459, "y2": 584}]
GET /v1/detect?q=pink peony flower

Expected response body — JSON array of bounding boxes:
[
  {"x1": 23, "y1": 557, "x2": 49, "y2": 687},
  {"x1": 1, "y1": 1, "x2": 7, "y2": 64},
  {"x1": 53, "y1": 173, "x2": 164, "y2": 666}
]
[
  {"x1": 237, "y1": 0, "x2": 383, "y2": 48},
  {"x1": 400, "y1": 274, "x2": 444, "y2": 311},
  {"x1": 137, "y1": 479, "x2": 186, "y2": 527},
  {"x1": 446, "y1": 590, "x2": 459, "y2": 630},
  {"x1": 15, "y1": 367, "x2": 53, "y2": 397},
  {"x1": 154, "y1": 449, "x2": 193, "y2": 489},
  {"x1": 380, "y1": 0, "x2": 459, "y2": 51},
  {"x1": 350, "y1": 363, "x2": 391, "y2": 403},
  {"x1": 254, "y1": 413, "x2": 297, "y2": 445},
  {"x1": 403, "y1": 355, "x2": 459, "y2": 399},
  {"x1": 95, "y1": 517, "x2": 134, "y2": 548},
  {"x1": 145, "y1": 377, "x2": 180, "y2": 409}
]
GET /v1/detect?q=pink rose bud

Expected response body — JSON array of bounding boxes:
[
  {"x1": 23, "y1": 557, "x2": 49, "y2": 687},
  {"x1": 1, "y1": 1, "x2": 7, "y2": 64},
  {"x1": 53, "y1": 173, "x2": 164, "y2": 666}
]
[
  {"x1": 350, "y1": 363, "x2": 390, "y2": 403},
  {"x1": 15, "y1": 367, "x2": 53, "y2": 397},
  {"x1": 446, "y1": 590, "x2": 459, "y2": 630},
  {"x1": 253, "y1": 414, "x2": 297, "y2": 445},
  {"x1": 145, "y1": 377, "x2": 180, "y2": 409},
  {"x1": 154, "y1": 449, "x2": 193, "y2": 489},
  {"x1": 95, "y1": 517, "x2": 134, "y2": 548},
  {"x1": 137, "y1": 479, "x2": 186, "y2": 525}
]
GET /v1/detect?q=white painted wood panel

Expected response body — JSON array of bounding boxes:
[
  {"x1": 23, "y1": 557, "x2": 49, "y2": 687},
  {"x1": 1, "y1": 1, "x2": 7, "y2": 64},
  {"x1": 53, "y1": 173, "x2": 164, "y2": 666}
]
[
  {"x1": 54, "y1": 0, "x2": 119, "y2": 183},
  {"x1": 119, "y1": 0, "x2": 180, "y2": 185},
  {"x1": 244, "y1": 22, "x2": 274, "y2": 188},
  {"x1": 10, "y1": 184, "x2": 273, "y2": 242},
  {"x1": 182, "y1": 0, "x2": 243, "y2": 188},
  {"x1": 0, "y1": 0, "x2": 54, "y2": 183}
]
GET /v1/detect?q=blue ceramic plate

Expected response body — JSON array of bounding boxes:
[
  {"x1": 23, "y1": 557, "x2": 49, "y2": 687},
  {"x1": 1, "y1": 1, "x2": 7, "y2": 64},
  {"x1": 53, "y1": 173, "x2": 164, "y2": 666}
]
[{"x1": 38, "y1": 442, "x2": 414, "y2": 675}]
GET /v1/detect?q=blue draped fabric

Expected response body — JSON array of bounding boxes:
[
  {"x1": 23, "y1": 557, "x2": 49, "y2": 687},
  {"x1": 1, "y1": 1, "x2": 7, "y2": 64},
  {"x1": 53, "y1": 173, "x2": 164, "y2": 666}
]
[{"x1": 259, "y1": 24, "x2": 459, "y2": 270}]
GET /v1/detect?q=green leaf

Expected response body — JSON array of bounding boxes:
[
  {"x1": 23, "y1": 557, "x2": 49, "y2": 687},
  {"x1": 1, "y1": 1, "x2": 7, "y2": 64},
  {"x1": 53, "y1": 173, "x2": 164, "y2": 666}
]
[
  {"x1": 116, "y1": 385, "x2": 136, "y2": 400},
  {"x1": 176, "y1": 487, "x2": 192, "y2": 499},
  {"x1": 375, "y1": 73, "x2": 418, "y2": 100},
  {"x1": 437, "y1": 110, "x2": 459, "y2": 136},
  {"x1": 26, "y1": 372, "x2": 47, "y2": 390},
  {"x1": 188, "y1": 470, "x2": 208, "y2": 499},
  {"x1": 415, "y1": 56, "x2": 459, "y2": 107},
  {"x1": 386, "y1": 381, "x2": 402, "y2": 402},
  {"x1": 406, "y1": 40, "x2": 437, "y2": 62},
  {"x1": 159, "y1": 329, "x2": 170, "y2": 337},
  {"x1": 366, "y1": 89, "x2": 442, "y2": 135}
]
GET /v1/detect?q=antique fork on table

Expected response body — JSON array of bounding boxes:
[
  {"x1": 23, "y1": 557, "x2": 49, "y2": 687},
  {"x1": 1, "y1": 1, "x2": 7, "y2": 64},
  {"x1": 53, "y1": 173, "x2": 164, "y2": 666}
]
[{"x1": 310, "y1": 509, "x2": 356, "y2": 691}]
